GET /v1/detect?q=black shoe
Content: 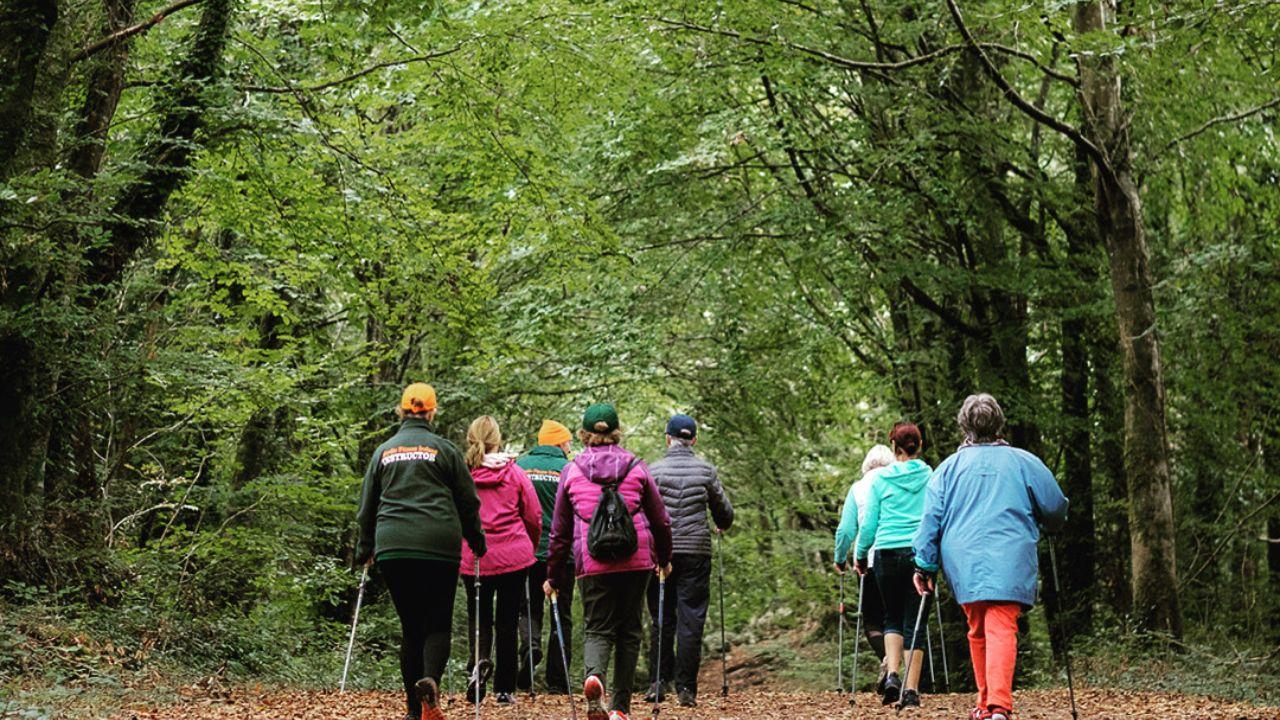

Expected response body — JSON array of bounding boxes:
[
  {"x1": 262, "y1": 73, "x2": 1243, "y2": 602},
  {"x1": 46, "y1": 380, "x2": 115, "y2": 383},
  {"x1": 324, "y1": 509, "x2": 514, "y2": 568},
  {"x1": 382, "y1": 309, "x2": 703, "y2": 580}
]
[
  {"x1": 881, "y1": 672, "x2": 901, "y2": 705},
  {"x1": 467, "y1": 659, "x2": 493, "y2": 704},
  {"x1": 677, "y1": 689, "x2": 696, "y2": 708},
  {"x1": 643, "y1": 682, "x2": 672, "y2": 703},
  {"x1": 495, "y1": 692, "x2": 517, "y2": 706},
  {"x1": 898, "y1": 688, "x2": 920, "y2": 708}
]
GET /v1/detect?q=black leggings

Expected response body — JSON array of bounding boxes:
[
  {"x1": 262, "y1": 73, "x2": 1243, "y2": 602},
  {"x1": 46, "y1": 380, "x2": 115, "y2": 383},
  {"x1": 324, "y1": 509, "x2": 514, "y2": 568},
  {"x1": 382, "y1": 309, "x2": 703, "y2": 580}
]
[
  {"x1": 464, "y1": 569, "x2": 527, "y2": 694},
  {"x1": 873, "y1": 547, "x2": 932, "y2": 649},
  {"x1": 380, "y1": 559, "x2": 459, "y2": 716},
  {"x1": 858, "y1": 563, "x2": 888, "y2": 660}
]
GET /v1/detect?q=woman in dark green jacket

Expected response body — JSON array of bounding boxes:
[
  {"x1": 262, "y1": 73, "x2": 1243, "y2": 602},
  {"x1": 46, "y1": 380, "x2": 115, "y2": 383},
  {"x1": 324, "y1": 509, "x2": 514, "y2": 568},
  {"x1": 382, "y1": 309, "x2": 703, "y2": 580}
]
[{"x1": 356, "y1": 383, "x2": 486, "y2": 720}]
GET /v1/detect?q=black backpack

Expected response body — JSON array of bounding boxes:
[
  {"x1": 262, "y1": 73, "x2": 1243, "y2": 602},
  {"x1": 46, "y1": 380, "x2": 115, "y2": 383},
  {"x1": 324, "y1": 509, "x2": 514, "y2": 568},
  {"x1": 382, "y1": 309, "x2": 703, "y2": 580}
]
[{"x1": 579, "y1": 457, "x2": 642, "y2": 561}]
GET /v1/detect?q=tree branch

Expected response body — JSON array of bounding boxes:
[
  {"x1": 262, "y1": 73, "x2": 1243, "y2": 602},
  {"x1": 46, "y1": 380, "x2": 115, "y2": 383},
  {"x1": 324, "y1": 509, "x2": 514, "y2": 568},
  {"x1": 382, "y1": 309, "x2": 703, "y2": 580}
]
[
  {"x1": 652, "y1": 16, "x2": 1078, "y2": 85},
  {"x1": 1166, "y1": 95, "x2": 1280, "y2": 148},
  {"x1": 943, "y1": 0, "x2": 1112, "y2": 181},
  {"x1": 73, "y1": 0, "x2": 204, "y2": 62},
  {"x1": 242, "y1": 44, "x2": 463, "y2": 93}
]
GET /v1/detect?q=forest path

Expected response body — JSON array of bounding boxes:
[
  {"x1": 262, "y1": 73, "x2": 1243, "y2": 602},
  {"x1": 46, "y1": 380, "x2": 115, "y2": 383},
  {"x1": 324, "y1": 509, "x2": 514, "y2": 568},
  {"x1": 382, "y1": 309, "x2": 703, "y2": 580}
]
[{"x1": 114, "y1": 688, "x2": 1280, "y2": 719}]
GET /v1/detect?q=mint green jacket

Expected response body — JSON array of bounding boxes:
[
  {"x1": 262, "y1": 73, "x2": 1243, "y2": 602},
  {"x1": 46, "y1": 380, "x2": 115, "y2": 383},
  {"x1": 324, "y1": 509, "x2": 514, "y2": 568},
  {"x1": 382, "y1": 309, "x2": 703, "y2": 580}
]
[{"x1": 855, "y1": 459, "x2": 932, "y2": 560}]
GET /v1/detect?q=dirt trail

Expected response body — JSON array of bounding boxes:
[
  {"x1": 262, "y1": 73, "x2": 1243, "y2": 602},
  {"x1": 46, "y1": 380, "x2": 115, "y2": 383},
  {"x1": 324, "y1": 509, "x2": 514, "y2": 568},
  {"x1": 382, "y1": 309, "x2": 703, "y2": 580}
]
[{"x1": 115, "y1": 688, "x2": 1280, "y2": 719}]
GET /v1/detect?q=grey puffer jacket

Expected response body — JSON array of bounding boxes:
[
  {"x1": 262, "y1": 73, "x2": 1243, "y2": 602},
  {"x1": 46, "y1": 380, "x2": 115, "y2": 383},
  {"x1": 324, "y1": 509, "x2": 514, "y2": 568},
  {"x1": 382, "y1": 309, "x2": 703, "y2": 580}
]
[{"x1": 650, "y1": 443, "x2": 734, "y2": 556}]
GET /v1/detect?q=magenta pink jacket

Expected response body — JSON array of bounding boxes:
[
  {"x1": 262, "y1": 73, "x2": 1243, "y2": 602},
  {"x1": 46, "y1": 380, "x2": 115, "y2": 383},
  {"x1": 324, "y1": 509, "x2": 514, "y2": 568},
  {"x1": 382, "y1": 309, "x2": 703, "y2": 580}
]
[
  {"x1": 546, "y1": 445, "x2": 673, "y2": 585},
  {"x1": 460, "y1": 457, "x2": 540, "y2": 577}
]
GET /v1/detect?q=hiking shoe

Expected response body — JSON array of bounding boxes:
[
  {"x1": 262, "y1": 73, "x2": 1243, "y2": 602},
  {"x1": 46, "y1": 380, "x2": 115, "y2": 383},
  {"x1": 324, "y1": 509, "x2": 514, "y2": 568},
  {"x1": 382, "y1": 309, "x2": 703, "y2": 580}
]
[
  {"x1": 969, "y1": 709, "x2": 990, "y2": 720},
  {"x1": 881, "y1": 672, "x2": 901, "y2": 705},
  {"x1": 494, "y1": 692, "x2": 517, "y2": 706},
  {"x1": 898, "y1": 688, "x2": 920, "y2": 709},
  {"x1": 467, "y1": 659, "x2": 493, "y2": 704},
  {"x1": 643, "y1": 682, "x2": 672, "y2": 703},
  {"x1": 584, "y1": 675, "x2": 608, "y2": 720},
  {"x1": 414, "y1": 677, "x2": 445, "y2": 720},
  {"x1": 677, "y1": 688, "x2": 697, "y2": 708},
  {"x1": 608, "y1": 712, "x2": 630, "y2": 720},
  {"x1": 988, "y1": 707, "x2": 1012, "y2": 720}
]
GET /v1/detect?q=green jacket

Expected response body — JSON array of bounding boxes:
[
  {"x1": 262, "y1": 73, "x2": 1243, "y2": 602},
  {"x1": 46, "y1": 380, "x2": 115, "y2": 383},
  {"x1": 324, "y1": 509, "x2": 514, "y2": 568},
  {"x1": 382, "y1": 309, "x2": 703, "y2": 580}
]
[
  {"x1": 855, "y1": 458, "x2": 932, "y2": 560},
  {"x1": 356, "y1": 418, "x2": 485, "y2": 564},
  {"x1": 515, "y1": 445, "x2": 569, "y2": 560}
]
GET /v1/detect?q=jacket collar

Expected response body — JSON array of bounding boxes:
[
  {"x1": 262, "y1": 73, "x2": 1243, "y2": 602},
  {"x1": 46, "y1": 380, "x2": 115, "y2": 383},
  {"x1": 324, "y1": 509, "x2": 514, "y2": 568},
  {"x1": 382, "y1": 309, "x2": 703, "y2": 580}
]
[
  {"x1": 665, "y1": 442, "x2": 695, "y2": 459},
  {"x1": 401, "y1": 417, "x2": 434, "y2": 430},
  {"x1": 528, "y1": 444, "x2": 568, "y2": 459}
]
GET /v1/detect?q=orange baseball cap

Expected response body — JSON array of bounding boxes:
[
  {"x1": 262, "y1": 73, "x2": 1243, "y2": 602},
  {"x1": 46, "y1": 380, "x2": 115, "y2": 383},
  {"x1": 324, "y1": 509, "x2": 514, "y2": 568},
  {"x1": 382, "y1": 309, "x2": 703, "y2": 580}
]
[{"x1": 400, "y1": 383, "x2": 438, "y2": 412}]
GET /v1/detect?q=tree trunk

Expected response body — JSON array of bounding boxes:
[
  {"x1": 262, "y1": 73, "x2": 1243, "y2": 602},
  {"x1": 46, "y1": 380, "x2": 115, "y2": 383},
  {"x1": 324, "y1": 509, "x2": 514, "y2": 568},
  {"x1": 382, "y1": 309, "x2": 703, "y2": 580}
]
[
  {"x1": 1075, "y1": 0, "x2": 1182, "y2": 637},
  {"x1": 0, "y1": 0, "x2": 57, "y2": 177}
]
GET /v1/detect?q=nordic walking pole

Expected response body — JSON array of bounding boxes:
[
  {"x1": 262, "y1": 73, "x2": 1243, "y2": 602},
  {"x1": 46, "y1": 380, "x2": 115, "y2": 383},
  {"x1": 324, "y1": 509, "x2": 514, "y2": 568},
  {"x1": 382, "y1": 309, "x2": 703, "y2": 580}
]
[
  {"x1": 1048, "y1": 542, "x2": 1080, "y2": 720},
  {"x1": 850, "y1": 573, "x2": 865, "y2": 703},
  {"x1": 935, "y1": 591, "x2": 950, "y2": 692},
  {"x1": 550, "y1": 589, "x2": 577, "y2": 720},
  {"x1": 837, "y1": 572, "x2": 845, "y2": 693},
  {"x1": 925, "y1": 612, "x2": 936, "y2": 690},
  {"x1": 339, "y1": 565, "x2": 368, "y2": 692},
  {"x1": 474, "y1": 558, "x2": 483, "y2": 720},
  {"x1": 717, "y1": 531, "x2": 729, "y2": 698},
  {"x1": 896, "y1": 591, "x2": 930, "y2": 713},
  {"x1": 654, "y1": 566, "x2": 669, "y2": 718},
  {"x1": 525, "y1": 569, "x2": 537, "y2": 699}
]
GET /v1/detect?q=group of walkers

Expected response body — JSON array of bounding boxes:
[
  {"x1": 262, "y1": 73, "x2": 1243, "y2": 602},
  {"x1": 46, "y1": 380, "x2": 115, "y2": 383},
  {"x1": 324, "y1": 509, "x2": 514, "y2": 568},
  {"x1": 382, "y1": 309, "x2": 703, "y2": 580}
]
[
  {"x1": 355, "y1": 384, "x2": 732, "y2": 720},
  {"x1": 356, "y1": 382, "x2": 1069, "y2": 720},
  {"x1": 833, "y1": 394, "x2": 1069, "y2": 720}
]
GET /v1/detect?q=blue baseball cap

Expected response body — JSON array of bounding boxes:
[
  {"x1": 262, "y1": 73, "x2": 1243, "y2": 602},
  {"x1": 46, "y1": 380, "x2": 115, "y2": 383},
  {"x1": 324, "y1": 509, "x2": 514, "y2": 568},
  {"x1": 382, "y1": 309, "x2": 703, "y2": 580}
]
[{"x1": 666, "y1": 414, "x2": 697, "y2": 440}]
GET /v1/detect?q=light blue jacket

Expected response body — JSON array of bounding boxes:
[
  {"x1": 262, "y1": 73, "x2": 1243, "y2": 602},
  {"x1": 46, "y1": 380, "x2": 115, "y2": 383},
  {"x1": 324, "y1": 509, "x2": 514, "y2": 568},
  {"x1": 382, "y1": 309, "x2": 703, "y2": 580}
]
[
  {"x1": 833, "y1": 468, "x2": 883, "y2": 564},
  {"x1": 913, "y1": 443, "x2": 1069, "y2": 608},
  {"x1": 855, "y1": 459, "x2": 932, "y2": 560}
]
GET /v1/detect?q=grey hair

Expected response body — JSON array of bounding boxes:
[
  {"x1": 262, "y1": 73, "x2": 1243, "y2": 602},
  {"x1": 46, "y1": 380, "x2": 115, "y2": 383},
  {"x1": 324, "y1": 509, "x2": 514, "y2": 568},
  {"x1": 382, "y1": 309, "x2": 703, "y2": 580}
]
[
  {"x1": 861, "y1": 444, "x2": 894, "y2": 476},
  {"x1": 667, "y1": 435, "x2": 695, "y2": 447},
  {"x1": 957, "y1": 393, "x2": 1005, "y2": 443}
]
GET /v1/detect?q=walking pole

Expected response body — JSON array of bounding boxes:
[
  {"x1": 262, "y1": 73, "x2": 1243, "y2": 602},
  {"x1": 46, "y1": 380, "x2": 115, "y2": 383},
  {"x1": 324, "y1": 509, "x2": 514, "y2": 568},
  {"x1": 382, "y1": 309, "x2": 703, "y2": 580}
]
[
  {"x1": 339, "y1": 565, "x2": 368, "y2": 692},
  {"x1": 925, "y1": 612, "x2": 936, "y2": 690},
  {"x1": 896, "y1": 591, "x2": 930, "y2": 713},
  {"x1": 653, "y1": 567, "x2": 669, "y2": 719},
  {"x1": 473, "y1": 558, "x2": 483, "y2": 720},
  {"x1": 1048, "y1": 542, "x2": 1080, "y2": 720},
  {"x1": 837, "y1": 572, "x2": 845, "y2": 693},
  {"x1": 850, "y1": 573, "x2": 865, "y2": 702},
  {"x1": 550, "y1": 589, "x2": 577, "y2": 720},
  {"x1": 525, "y1": 569, "x2": 537, "y2": 699},
  {"x1": 717, "y1": 532, "x2": 729, "y2": 698},
  {"x1": 935, "y1": 593, "x2": 950, "y2": 692}
]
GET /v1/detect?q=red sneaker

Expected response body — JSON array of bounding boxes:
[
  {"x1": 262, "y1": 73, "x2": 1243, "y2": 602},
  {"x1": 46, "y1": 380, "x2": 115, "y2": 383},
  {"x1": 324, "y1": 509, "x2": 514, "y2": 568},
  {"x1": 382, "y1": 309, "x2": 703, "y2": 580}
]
[
  {"x1": 608, "y1": 712, "x2": 630, "y2": 720},
  {"x1": 584, "y1": 675, "x2": 608, "y2": 720},
  {"x1": 415, "y1": 677, "x2": 445, "y2": 720}
]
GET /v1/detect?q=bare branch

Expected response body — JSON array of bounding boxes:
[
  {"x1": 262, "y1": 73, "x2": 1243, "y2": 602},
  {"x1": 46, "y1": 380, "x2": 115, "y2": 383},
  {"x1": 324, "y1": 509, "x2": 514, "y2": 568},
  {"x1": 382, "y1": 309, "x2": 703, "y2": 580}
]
[
  {"x1": 73, "y1": 0, "x2": 204, "y2": 62},
  {"x1": 943, "y1": 0, "x2": 1112, "y2": 181},
  {"x1": 1167, "y1": 95, "x2": 1280, "y2": 148},
  {"x1": 243, "y1": 44, "x2": 463, "y2": 93},
  {"x1": 651, "y1": 16, "x2": 1078, "y2": 85}
]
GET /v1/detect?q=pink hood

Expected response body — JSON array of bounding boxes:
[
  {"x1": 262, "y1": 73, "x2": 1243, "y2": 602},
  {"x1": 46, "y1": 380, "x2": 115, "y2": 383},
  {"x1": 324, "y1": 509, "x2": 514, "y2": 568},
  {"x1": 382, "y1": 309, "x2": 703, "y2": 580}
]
[
  {"x1": 546, "y1": 445, "x2": 673, "y2": 582},
  {"x1": 461, "y1": 458, "x2": 540, "y2": 577}
]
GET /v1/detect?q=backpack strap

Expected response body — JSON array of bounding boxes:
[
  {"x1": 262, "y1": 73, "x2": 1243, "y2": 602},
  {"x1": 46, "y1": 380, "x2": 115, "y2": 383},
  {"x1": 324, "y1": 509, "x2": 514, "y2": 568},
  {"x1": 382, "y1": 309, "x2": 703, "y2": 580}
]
[{"x1": 570, "y1": 455, "x2": 644, "y2": 521}]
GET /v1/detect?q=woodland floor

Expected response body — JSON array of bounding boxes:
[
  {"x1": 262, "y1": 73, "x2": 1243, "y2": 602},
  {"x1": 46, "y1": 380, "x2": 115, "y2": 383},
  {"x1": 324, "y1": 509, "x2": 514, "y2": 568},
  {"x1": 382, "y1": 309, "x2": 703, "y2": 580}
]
[{"x1": 112, "y1": 688, "x2": 1280, "y2": 720}]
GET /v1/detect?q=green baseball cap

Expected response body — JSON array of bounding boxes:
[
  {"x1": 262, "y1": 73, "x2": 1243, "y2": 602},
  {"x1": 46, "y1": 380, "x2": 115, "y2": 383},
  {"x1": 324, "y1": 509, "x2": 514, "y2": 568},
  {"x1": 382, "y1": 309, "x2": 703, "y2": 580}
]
[{"x1": 582, "y1": 403, "x2": 619, "y2": 433}]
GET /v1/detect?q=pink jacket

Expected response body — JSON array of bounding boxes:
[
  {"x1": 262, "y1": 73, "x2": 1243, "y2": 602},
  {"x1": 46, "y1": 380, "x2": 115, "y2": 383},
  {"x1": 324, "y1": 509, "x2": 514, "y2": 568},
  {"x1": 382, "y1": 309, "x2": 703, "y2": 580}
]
[
  {"x1": 546, "y1": 445, "x2": 673, "y2": 584},
  {"x1": 460, "y1": 455, "x2": 540, "y2": 577}
]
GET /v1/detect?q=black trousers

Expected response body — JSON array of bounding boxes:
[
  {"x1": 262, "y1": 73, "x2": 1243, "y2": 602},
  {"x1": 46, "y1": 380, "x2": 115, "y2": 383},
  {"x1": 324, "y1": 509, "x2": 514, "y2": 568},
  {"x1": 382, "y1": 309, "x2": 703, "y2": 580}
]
[
  {"x1": 463, "y1": 568, "x2": 526, "y2": 694},
  {"x1": 874, "y1": 547, "x2": 932, "y2": 648},
  {"x1": 646, "y1": 553, "x2": 712, "y2": 696},
  {"x1": 581, "y1": 570, "x2": 651, "y2": 714},
  {"x1": 519, "y1": 560, "x2": 575, "y2": 691},
  {"x1": 380, "y1": 558, "x2": 459, "y2": 716},
  {"x1": 857, "y1": 565, "x2": 888, "y2": 659}
]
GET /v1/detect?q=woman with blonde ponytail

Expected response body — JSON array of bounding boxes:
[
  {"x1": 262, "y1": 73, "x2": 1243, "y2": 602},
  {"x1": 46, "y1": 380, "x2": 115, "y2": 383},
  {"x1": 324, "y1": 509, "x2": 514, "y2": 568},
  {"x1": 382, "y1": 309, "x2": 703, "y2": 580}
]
[{"x1": 459, "y1": 415, "x2": 541, "y2": 706}]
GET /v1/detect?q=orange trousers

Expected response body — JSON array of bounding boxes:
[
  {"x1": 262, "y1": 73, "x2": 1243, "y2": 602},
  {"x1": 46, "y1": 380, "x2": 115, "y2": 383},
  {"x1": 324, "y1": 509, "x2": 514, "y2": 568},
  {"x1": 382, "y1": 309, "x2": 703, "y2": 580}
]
[{"x1": 961, "y1": 601, "x2": 1021, "y2": 712}]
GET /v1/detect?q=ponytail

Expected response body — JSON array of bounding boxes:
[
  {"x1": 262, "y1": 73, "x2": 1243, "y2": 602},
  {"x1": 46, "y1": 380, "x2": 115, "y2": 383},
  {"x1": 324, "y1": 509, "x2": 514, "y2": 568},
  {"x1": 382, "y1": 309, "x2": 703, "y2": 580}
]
[{"x1": 465, "y1": 415, "x2": 502, "y2": 468}]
